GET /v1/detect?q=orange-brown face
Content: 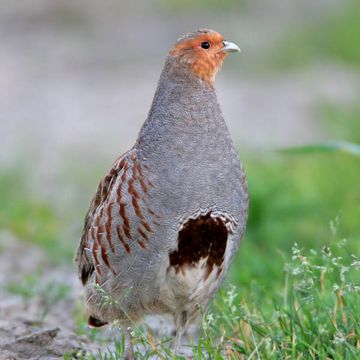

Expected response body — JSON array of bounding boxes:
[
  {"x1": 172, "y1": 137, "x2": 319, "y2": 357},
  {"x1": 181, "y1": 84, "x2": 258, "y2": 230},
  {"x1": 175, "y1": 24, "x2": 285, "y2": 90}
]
[{"x1": 169, "y1": 30, "x2": 240, "y2": 86}]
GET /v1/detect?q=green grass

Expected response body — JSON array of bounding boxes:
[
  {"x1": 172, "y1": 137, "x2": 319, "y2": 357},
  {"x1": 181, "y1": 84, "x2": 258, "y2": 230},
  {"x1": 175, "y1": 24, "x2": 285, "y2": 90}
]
[
  {"x1": 321, "y1": 101, "x2": 360, "y2": 144},
  {"x1": 208, "y1": 239, "x2": 360, "y2": 358},
  {"x1": 0, "y1": 167, "x2": 74, "y2": 262},
  {"x1": 231, "y1": 151, "x2": 360, "y2": 293},
  {"x1": 271, "y1": 0, "x2": 360, "y2": 70}
]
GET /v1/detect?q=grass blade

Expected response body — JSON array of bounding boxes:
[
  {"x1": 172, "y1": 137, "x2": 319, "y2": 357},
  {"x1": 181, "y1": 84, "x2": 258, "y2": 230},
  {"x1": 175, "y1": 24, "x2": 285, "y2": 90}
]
[{"x1": 279, "y1": 141, "x2": 360, "y2": 156}]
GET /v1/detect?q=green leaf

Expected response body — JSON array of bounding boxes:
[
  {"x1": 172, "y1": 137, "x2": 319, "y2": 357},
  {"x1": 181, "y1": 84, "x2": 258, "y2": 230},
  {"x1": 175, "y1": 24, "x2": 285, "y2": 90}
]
[{"x1": 279, "y1": 141, "x2": 360, "y2": 157}]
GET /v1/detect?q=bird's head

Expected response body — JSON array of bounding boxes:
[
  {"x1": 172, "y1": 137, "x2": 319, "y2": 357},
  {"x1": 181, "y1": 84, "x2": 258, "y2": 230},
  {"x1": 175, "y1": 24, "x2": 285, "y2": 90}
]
[{"x1": 169, "y1": 29, "x2": 240, "y2": 87}]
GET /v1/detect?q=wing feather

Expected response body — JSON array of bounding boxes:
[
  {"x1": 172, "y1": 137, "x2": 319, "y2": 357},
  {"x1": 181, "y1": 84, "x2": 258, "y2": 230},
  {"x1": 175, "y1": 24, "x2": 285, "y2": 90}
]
[{"x1": 75, "y1": 149, "x2": 158, "y2": 285}]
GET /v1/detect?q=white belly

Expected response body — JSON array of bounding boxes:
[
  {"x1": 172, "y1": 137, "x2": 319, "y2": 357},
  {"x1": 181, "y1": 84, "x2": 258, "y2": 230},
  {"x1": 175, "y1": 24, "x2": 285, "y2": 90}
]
[{"x1": 158, "y1": 240, "x2": 233, "y2": 314}]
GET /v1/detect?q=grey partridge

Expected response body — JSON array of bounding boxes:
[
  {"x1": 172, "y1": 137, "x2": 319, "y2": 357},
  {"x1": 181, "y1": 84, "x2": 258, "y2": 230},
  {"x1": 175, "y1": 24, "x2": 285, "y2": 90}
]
[{"x1": 75, "y1": 29, "x2": 248, "y2": 359}]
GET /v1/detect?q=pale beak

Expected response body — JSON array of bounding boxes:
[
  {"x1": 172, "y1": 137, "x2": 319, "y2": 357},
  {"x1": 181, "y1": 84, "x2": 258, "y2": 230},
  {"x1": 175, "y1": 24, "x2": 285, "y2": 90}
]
[{"x1": 222, "y1": 40, "x2": 241, "y2": 53}]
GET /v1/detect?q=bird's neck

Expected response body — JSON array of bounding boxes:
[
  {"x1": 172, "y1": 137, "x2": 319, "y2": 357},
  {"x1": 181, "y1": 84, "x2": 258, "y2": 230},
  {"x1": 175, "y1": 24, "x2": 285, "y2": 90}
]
[{"x1": 137, "y1": 58, "x2": 227, "y2": 150}]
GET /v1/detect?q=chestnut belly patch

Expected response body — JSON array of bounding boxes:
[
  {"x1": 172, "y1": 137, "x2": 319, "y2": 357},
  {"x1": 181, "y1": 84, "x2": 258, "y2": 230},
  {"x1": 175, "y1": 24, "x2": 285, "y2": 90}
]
[{"x1": 169, "y1": 212, "x2": 228, "y2": 280}]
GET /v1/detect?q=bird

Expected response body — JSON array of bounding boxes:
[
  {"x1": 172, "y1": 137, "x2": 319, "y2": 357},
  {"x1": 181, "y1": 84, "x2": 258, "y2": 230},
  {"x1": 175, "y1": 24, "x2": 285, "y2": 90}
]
[{"x1": 75, "y1": 29, "x2": 248, "y2": 359}]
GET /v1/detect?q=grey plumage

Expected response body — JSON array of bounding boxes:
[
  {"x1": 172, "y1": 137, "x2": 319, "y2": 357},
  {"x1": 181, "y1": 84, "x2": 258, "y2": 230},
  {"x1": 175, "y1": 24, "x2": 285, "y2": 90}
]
[{"x1": 76, "y1": 29, "x2": 248, "y2": 358}]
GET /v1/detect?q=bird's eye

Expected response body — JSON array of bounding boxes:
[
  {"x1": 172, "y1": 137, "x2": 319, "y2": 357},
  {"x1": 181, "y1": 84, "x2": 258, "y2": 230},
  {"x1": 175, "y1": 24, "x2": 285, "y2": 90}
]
[{"x1": 201, "y1": 41, "x2": 211, "y2": 49}]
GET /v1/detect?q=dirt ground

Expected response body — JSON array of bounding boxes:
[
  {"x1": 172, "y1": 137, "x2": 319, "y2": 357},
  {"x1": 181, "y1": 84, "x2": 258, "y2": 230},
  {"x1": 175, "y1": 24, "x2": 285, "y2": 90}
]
[
  {"x1": 1, "y1": 0, "x2": 359, "y2": 358},
  {"x1": 0, "y1": 232, "x2": 96, "y2": 359}
]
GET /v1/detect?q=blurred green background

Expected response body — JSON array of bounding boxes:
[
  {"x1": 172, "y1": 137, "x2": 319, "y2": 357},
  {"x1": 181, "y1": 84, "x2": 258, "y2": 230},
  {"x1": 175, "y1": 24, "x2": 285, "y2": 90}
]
[{"x1": 0, "y1": 0, "x2": 359, "y2": 357}]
